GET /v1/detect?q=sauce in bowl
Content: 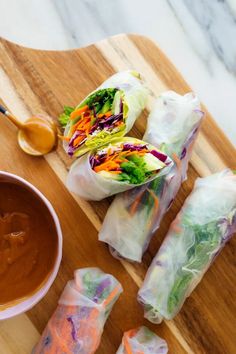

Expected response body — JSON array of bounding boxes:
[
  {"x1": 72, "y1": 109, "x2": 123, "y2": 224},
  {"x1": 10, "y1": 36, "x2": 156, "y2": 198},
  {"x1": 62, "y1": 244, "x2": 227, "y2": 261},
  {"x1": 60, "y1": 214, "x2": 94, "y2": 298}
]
[{"x1": 0, "y1": 181, "x2": 58, "y2": 308}]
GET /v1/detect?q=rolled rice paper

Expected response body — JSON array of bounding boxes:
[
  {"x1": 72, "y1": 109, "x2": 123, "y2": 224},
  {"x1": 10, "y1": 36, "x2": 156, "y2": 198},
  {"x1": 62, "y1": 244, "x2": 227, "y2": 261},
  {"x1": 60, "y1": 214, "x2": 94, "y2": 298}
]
[
  {"x1": 33, "y1": 268, "x2": 123, "y2": 353},
  {"x1": 61, "y1": 70, "x2": 148, "y2": 157},
  {"x1": 116, "y1": 326, "x2": 168, "y2": 354},
  {"x1": 99, "y1": 91, "x2": 203, "y2": 261},
  {"x1": 138, "y1": 169, "x2": 236, "y2": 323},
  {"x1": 67, "y1": 137, "x2": 173, "y2": 201}
]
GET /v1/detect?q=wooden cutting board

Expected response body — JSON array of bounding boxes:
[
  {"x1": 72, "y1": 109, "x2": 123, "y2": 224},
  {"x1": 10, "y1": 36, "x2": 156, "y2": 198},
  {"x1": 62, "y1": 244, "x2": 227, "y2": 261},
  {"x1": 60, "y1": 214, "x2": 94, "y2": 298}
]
[{"x1": 0, "y1": 34, "x2": 235, "y2": 354}]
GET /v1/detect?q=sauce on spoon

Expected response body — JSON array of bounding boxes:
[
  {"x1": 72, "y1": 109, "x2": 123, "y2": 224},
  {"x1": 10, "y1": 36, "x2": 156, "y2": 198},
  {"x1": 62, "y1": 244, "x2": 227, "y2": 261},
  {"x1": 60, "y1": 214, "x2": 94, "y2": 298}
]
[
  {"x1": 0, "y1": 105, "x2": 58, "y2": 156},
  {"x1": 18, "y1": 115, "x2": 58, "y2": 155}
]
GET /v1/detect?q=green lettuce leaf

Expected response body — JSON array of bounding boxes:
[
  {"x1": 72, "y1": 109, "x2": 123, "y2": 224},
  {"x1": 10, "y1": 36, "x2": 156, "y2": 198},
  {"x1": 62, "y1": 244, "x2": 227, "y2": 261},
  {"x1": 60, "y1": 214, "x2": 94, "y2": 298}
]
[
  {"x1": 59, "y1": 106, "x2": 74, "y2": 127},
  {"x1": 167, "y1": 220, "x2": 221, "y2": 314}
]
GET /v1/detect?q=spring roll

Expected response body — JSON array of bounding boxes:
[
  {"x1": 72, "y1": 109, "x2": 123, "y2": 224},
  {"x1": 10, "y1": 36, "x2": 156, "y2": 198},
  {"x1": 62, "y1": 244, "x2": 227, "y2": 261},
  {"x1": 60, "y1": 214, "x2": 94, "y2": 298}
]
[
  {"x1": 66, "y1": 137, "x2": 173, "y2": 201},
  {"x1": 59, "y1": 70, "x2": 148, "y2": 157},
  {"x1": 33, "y1": 268, "x2": 123, "y2": 354},
  {"x1": 138, "y1": 169, "x2": 236, "y2": 323},
  {"x1": 116, "y1": 326, "x2": 168, "y2": 354},
  {"x1": 99, "y1": 92, "x2": 203, "y2": 261}
]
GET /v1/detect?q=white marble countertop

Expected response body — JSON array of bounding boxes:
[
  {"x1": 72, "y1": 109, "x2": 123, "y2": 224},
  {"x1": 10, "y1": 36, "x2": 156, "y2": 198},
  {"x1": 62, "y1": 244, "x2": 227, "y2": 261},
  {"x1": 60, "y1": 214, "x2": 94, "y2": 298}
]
[{"x1": 0, "y1": 0, "x2": 235, "y2": 145}]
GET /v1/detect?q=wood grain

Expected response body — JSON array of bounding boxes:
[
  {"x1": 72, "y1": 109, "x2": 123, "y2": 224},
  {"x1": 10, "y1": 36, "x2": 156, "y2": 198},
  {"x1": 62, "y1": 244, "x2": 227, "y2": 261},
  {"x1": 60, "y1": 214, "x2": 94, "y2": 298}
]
[{"x1": 0, "y1": 34, "x2": 235, "y2": 354}]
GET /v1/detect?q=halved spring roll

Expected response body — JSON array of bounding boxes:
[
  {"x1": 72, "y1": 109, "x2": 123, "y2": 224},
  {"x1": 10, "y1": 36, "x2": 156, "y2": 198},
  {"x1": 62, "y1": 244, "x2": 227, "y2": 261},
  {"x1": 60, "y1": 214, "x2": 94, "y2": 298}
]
[
  {"x1": 116, "y1": 326, "x2": 168, "y2": 354},
  {"x1": 66, "y1": 137, "x2": 173, "y2": 201},
  {"x1": 138, "y1": 169, "x2": 236, "y2": 323},
  {"x1": 33, "y1": 268, "x2": 123, "y2": 354},
  {"x1": 99, "y1": 92, "x2": 204, "y2": 262},
  {"x1": 60, "y1": 70, "x2": 148, "y2": 157}
]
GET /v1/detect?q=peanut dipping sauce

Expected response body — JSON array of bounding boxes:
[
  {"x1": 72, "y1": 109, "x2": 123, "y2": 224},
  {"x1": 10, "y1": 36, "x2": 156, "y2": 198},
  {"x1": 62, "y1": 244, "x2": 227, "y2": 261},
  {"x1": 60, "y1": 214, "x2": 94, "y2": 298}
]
[{"x1": 0, "y1": 182, "x2": 58, "y2": 308}]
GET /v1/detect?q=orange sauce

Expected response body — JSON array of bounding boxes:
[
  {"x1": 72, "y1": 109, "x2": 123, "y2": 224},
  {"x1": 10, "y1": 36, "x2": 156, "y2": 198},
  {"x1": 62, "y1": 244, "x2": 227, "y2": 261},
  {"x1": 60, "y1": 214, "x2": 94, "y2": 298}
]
[
  {"x1": 18, "y1": 115, "x2": 58, "y2": 156},
  {"x1": 0, "y1": 182, "x2": 58, "y2": 308}
]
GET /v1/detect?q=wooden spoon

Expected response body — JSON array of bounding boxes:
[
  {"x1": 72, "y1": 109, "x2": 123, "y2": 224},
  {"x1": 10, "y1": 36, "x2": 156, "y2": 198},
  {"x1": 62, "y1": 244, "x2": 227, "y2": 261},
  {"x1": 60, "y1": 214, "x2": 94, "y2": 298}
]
[{"x1": 0, "y1": 105, "x2": 58, "y2": 156}]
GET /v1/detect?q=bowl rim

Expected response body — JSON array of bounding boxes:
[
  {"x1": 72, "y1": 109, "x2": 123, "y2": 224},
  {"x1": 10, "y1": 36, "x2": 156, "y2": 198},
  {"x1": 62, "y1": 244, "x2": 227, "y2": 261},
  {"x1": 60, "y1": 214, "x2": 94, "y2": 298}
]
[{"x1": 0, "y1": 171, "x2": 63, "y2": 320}]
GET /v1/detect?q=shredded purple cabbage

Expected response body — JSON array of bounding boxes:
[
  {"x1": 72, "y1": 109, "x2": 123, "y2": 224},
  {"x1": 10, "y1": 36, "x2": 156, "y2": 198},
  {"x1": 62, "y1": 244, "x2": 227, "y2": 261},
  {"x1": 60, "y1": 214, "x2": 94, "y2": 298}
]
[
  {"x1": 90, "y1": 153, "x2": 106, "y2": 168},
  {"x1": 150, "y1": 150, "x2": 167, "y2": 162},
  {"x1": 193, "y1": 108, "x2": 205, "y2": 118},
  {"x1": 67, "y1": 131, "x2": 83, "y2": 156},
  {"x1": 123, "y1": 143, "x2": 148, "y2": 151},
  {"x1": 180, "y1": 147, "x2": 187, "y2": 160},
  {"x1": 93, "y1": 278, "x2": 111, "y2": 303},
  {"x1": 98, "y1": 113, "x2": 123, "y2": 129},
  {"x1": 67, "y1": 316, "x2": 77, "y2": 341}
]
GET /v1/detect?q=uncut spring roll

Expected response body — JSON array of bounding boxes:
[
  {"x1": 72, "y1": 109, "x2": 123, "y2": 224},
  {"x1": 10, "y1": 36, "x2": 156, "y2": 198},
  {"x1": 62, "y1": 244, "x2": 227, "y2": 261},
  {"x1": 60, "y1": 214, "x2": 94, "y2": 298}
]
[
  {"x1": 138, "y1": 169, "x2": 236, "y2": 323},
  {"x1": 99, "y1": 92, "x2": 203, "y2": 261},
  {"x1": 59, "y1": 70, "x2": 148, "y2": 157},
  {"x1": 66, "y1": 137, "x2": 173, "y2": 201},
  {"x1": 33, "y1": 268, "x2": 123, "y2": 354},
  {"x1": 116, "y1": 326, "x2": 168, "y2": 354}
]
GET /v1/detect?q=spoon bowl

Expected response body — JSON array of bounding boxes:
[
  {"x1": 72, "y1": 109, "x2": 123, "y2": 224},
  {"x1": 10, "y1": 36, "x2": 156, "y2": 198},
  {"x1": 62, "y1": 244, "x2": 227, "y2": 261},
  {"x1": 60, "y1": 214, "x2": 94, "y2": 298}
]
[
  {"x1": 0, "y1": 105, "x2": 58, "y2": 156},
  {"x1": 18, "y1": 115, "x2": 58, "y2": 156}
]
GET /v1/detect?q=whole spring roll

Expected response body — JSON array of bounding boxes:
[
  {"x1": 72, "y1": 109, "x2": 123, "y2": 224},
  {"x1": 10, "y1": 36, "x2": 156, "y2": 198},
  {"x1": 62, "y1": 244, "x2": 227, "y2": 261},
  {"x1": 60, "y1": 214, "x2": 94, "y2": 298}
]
[
  {"x1": 59, "y1": 70, "x2": 148, "y2": 157},
  {"x1": 33, "y1": 268, "x2": 123, "y2": 354},
  {"x1": 138, "y1": 169, "x2": 236, "y2": 323},
  {"x1": 67, "y1": 137, "x2": 173, "y2": 201},
  {"x1": 116, "y1": 326, "x2": 168, "y2": 354},
  {"x1": 99, "y1": 91, "x2": 203, "y2": 261}
]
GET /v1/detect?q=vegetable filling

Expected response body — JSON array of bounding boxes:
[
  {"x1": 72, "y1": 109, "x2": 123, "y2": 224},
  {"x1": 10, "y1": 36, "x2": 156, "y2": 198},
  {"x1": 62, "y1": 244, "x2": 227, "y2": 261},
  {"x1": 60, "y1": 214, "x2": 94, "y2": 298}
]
[
  {"x1": 59, "y1": 88, "x2": 127, "y2": 156},
  {"x1": 90, "y1": 143, "x2": 169, "y2": 184}
]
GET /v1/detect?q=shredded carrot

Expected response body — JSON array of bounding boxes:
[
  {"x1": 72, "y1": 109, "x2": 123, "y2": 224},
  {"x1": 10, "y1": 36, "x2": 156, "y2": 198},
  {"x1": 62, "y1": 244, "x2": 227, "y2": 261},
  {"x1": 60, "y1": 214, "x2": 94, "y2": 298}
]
[
  {"x1": 105, "y1": 110, "x2": 112, "y2": 117},
  {"x1": 97, "y1": 113, "x2": 104, "y2": 118},
  {"x1": 74, "y1": 117, "x2": 90, "y2": 130},
  {"x1": 147, "y1": 188, "x2": 159, "y2": 210},
  {"x1": 73, "y1": 135, "x2": 85, "y2": 147},
  {"x1": 103, "y1": 285, "x2": 122, "y2": 307},
  {"x1": 124, "y1": 329, "x2": 144, "y2": 354},
  {"x1": 58, "y1": 135, "x2": 70, "y2": 141},
  {"x1": 172, "y1": 152, "x2": 181, "y2": 171},
  {"x1": 93, "y1": 146, "x2": 152, "y2": 174},
  {"x1": 123, "y1": 333, "x2": 133, "y2": 354},
  {"x1": 126, "y1": 329, "x2": 137, "y2": 338},
  {"x1": 70, "y1": 105, "x2": 89, "y2": 119},
  {"x1": 129, "y1": 189, "x2": 146, "y2": 215},
  {"x1": 125, "y1": 150, "x2": 148, "y2": 156},
  {"x1": 94, "y1": 161, "x2": 119, "y2": 172}
]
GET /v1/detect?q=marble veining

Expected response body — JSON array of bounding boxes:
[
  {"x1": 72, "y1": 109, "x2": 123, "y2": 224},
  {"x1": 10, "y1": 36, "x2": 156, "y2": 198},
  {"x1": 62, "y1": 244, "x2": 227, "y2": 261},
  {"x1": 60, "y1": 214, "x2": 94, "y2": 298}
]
[
  {"x1": 171, "y1": 0, "x2": 236, "y2": 74},
  {"x1": 0, "y1": 0, "x2": 235, "y2": 145}
]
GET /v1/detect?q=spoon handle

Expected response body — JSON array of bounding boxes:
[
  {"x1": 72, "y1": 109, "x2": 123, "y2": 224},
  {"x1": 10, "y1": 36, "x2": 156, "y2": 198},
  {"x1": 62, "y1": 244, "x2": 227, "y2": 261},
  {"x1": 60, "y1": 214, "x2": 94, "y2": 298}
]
[
  {"x1": 0, "y1": 104, "x2": 7, "y2": 115},
  {"x1": 0, "y1": 104, "x2": 24, "y2": 129}
]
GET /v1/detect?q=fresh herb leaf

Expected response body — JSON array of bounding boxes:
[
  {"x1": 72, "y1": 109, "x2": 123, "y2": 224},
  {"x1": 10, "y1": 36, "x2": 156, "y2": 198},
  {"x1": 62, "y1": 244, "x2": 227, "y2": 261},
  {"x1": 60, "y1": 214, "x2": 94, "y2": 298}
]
[
  {"x1": 84, "y1": 88, "x2": 117, "y2": 111},
  {"x1": 167, "y1": 273, "x2": 193, "y2": 314},
  {"x1": 59, "y1": 106, "x2": 74, "y2": 127},
  {"x1": 119, "y1": 154, "x2": 147, "y2": 184},
  {"x1": 167, "y1": 220, "x2": 221, "y2": 314}
]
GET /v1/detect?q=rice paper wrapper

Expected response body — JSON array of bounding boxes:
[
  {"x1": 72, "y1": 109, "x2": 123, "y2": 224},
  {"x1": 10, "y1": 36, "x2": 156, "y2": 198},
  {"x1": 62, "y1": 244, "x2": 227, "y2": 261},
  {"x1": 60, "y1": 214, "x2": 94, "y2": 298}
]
[
  {"x1": 116, "y1": 326, "x2": 168, "y2": 354},
  {"x1": 138, "y1": 169, "x2": 236, "y2": 323},
  {"x1": 33, "y1": 268, "x2": 123, "y2": 354},
  {"x1": 66, "y1": 137, "x2": 173, "y2": 201},
  {"x1": 63, "y1": 70, "x2": 148, "y2": 156},
  {"x1": 99, "y1": 91, "x2": 203, "y2": 261}
]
